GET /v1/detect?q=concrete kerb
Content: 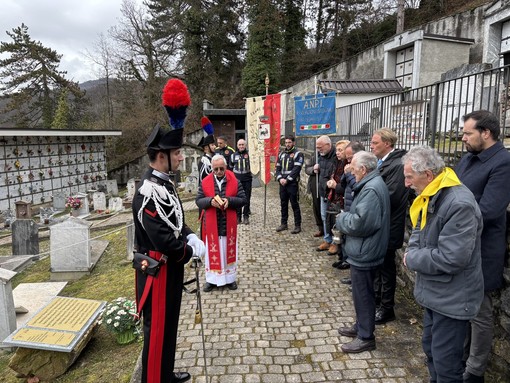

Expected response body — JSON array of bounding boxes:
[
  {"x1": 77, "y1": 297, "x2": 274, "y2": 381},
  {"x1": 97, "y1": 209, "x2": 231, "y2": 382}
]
[{"x1": 131, "y1": 182, "x2": 428, "y2": 383}]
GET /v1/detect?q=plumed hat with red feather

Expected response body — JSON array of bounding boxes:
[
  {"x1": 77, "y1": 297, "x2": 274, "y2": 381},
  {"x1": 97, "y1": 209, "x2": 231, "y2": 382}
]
[
  {"x1": 146, "y1": 78, "x2": 191, "y2": 150},
  {"x1": 197, "y1": 116, "x2": 215, "y2": 147}
]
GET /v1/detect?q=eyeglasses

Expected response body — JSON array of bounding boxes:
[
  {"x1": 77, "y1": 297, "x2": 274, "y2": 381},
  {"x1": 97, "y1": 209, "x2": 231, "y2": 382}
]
[{"x1": 213, "y1": 167, "x2": 225, "y2": 172}]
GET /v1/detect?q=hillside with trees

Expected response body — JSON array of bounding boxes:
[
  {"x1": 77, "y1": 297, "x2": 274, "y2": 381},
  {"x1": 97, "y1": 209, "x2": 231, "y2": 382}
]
[{"x1": 0, "y1": 0, "x2": 490, "y2": 168}]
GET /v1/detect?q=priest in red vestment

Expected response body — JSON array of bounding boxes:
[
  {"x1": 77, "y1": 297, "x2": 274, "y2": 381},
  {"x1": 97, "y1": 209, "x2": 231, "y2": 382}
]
[{"x1": 196, "y1": 154, "x2": 247, "y2": 292}]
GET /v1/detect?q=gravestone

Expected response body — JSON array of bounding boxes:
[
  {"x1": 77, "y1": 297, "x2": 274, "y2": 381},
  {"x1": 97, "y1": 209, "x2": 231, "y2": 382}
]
[
  {"x1": 50, "y1": 218, "x2": 93, "y2": 280},
  {"x1": 52, "y1": 191, "x2": 66, "y2": 211},
  {"x1": 103, "y1": 180, "x2": 119, "y2": 197},
  {"x1": 11, "y1": 220, "x2": 39, "y2": 257},
  {"x1": 39, "y1": 207, "x2": 52, "y2": 225},
  {"x1": 73, "y1": 193, "x2": 89, "y2": 218},
  {"x1": 184, "y1": 170, "x2": 199, "y2": 193},
  {"x1": 127, "y1": 219, "x2": 134, "y2": 260},
  {"x1": 0, "y1": 268, "x2": 17, "y2": 345},
  {"x1": 1, "y1": 209, "x2": 15, "y2": 228},
  {"x1": 126, "y1": 178, "x2": 137, "y2": 201},
  {"x1": 108, "y1": 197, "x2": 124, "y2": 212},
  {"x1": 93, "y1": 192, "x2": 107, "y2": 212}
]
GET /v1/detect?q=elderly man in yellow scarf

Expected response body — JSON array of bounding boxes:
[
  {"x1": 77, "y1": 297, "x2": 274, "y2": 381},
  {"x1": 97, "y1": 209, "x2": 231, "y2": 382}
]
[{"x1": 402, "y1": 146, "x2": 483, "y2": 383}]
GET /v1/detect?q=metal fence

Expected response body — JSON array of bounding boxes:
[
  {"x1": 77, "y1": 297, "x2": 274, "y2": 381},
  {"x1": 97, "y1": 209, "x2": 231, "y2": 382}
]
[{"x1": 293, "y1": 65, "x2": 510, "y2": 166}]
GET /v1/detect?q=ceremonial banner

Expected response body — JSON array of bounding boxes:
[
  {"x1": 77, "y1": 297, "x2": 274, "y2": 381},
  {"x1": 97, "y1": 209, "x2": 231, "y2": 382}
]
[
  {"x1": 246, "y1": 94, "x2": 283, "y2": 184},
  {"x1": 294, "y1": 92, "x2": 336, "y2": 136}
]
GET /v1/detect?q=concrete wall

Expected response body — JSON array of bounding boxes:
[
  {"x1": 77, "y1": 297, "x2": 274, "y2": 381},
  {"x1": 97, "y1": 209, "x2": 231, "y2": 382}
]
[{"x1": 419, "y1": 39, "x2": 472, "y2": 87}]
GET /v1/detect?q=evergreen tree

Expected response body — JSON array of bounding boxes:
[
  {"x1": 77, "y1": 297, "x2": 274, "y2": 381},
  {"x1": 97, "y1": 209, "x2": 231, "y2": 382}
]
[
  {"x1": 242, "y1": 0, "x2": 283, "y2": 97},
  {"x1": 52, "y1": 89, "x2": 70, "y2": 129},
  {"x1": 0, "y1": 24, "x2": 85, "y2": 128},
  {"x1": 280, "y1": 0, "x2": 307, "y2": 88}
]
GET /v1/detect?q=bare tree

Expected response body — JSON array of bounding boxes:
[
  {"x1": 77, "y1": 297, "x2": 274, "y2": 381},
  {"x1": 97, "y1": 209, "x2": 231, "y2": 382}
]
[
  {"x1": 84, "y1": 33, "x2": 114, "y2": 129},
  {"x1": 109, "y1": 0, "x2": 180, "y2": 109}
]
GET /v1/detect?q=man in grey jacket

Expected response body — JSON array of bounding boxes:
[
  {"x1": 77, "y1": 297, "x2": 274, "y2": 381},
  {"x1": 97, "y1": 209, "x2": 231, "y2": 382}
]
[
  {"x1": 335, "y1": 151, "x2": 390, "y2": 353},
  {"x1": 402, "y1": 146, "x2": 483, "y2": 383}
]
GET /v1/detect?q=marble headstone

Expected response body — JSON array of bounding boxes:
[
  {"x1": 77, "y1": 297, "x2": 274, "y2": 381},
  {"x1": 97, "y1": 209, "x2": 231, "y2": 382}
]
[
  {"x1": 0, "y1": 268, "x2": 17, "y2": 344},
  {"x1": 184, "y1": 170, "x2": 199, "y2": 193},
  {"x1": 126, "y1": 178, "x2": 136, "y2": 201},
  {"x1": 11, "y1": 220, "x2": 39, "y2": 257},
  {"x1": 103, "y1": 180, "x2": 119, "y2": 197},
  {"x1": 108, "y1": 197, "x2": 123, "y2": 212},
  {"x1": 73, "y1": 193, "x2": 89, "y2": 217},
  {"x1": 93, "y1": 192, "x2": 107, "y2": 212},
  {"x1": 50, "y1": 218, "x2": 92, "y2": 272},
  {"x1": 52, "y1": 191, "x2": 66, "y2": 211},
  {"x1": 127, "y1": 219, "x2": 134, "y2": 261}
]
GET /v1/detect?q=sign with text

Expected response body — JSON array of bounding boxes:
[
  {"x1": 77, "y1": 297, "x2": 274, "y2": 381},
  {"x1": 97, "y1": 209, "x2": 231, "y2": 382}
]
[
  {"x1": 294, "y1": 92, "x2": 336, "y2": 136},
  {"x1": 2, "y1": 296, "x2": 105, "y2": 352}
]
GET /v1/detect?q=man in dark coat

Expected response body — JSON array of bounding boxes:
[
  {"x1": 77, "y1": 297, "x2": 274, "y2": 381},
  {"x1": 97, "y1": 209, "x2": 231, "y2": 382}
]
[
  {"x1": 133, "y1": 78, "x2": 205, "y2": 383},
  {"x1": 455, "y1": 110, "x2": 510, "y2": 383},
  {"x1": 336, "y1": 151, "x2": 390, "y2": 353},
  {"x1": 370, "y1": 128, "x2": 409, "y2": 325},
  {"x1": 275, "y1": 135, "x2": 304, "y2": 234},
  {"x1": 314, "y1": 135, "x2": 337, "y2": 254},
  {"x1": 404, "y1": 146, "x2": 483, "y2": 383},
  {"x1": 230, "y1": 139, "x2": 252, "y2": 224}
]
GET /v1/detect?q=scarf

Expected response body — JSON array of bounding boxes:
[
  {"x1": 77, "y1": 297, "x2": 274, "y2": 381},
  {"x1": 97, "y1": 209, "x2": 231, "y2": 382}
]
[
  {"x1": 201, "y1": 171, "x2": 238, "y2": 271},
  {"x1": 409, "y1": 167, "x2": 461, "y2": 230}
]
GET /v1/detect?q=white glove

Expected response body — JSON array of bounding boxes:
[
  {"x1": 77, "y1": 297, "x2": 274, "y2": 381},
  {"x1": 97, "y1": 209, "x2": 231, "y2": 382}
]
[{"x1": 187, "y1": 233, "x2": 206, "y2": 259}]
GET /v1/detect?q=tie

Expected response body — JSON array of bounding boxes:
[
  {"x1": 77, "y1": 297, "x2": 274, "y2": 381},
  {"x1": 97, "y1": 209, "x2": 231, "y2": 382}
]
[{"x1": 377, "y1": 159, "x2": 383, "y2": 168}]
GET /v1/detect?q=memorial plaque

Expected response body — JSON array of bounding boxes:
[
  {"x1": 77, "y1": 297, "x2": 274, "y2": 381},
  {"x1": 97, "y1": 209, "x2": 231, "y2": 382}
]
[{"x1": 3, "y1": 296, "x2": 105, "y2": 352}]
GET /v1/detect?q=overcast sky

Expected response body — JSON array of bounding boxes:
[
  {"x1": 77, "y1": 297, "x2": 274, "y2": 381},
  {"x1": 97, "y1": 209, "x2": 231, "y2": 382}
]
[{"x1": 0, "y1": 0, "x2": 133, "y2": 84}]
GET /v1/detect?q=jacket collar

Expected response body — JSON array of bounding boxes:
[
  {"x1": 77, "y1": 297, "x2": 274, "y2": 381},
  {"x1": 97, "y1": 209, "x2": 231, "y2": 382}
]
[
  {"x1": 467, "y1": 141, "x2": 505, "y2": 163},
  {"x1": 353, "y1": 170, "x2": 380, "y2": 193}
]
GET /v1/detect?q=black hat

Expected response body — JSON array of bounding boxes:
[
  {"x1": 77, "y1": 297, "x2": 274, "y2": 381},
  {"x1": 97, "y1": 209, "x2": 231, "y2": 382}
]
[
  {"x1": 146, "y1": 124, "x2": 183, "y2": 150},
  {"x1": 146, "y1": 78, "x2": 190, "y2": 150}
]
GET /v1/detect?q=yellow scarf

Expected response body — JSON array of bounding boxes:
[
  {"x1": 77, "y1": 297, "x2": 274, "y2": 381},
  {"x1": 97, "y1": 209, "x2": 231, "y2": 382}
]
[{"x1": 409, "y1": 167, "x2": 461, "y2": 230}]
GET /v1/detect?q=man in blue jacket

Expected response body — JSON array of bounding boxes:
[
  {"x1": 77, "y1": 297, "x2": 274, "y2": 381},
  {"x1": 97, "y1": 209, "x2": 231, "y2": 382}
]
[
  {"x1": 335, "y1": 151, "x2": 390, "y2": 353},
  {"x1": 455, "y1": 110, "x2": 510, "y2": 383},
  {"x1": 403, "y1": 146, "x2": 483, "y2": 383}
]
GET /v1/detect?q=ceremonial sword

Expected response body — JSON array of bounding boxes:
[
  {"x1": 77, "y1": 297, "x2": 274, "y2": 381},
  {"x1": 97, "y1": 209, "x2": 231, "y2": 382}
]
[{"x1": 183, "y1": 255, "x2": 209, "y2": 383}]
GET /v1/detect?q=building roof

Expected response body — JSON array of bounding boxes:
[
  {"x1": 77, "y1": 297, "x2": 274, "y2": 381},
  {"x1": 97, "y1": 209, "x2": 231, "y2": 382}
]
[
  {"x1": 0, "y1": 129, "x2": 122, "y2": 137},
  {"x1": 319, "y1": 79, "x2": 403, "y2": 94}
]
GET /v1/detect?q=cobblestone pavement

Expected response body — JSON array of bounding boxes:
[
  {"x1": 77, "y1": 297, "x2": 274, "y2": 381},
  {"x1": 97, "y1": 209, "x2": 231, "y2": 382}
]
[{"x1": 172, "y1": 182, "x2": 429, "y2": 383}]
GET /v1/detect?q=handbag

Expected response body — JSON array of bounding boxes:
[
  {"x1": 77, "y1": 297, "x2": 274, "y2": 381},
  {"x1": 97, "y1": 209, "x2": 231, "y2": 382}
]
[{"x1": 132, "y1": 252, "x2": 163, "y2": 277}]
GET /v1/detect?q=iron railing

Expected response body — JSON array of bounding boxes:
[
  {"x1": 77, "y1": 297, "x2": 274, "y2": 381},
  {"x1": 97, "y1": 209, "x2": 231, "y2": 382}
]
[{"x1": 292, "y1": 65, "x2": 510, "y2": 166}]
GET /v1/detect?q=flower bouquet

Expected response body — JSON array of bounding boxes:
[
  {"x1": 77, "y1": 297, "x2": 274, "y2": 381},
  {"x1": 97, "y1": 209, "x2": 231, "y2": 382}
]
[
  {"x1": 100, "y1": 297, "x2": 140, "y2": 345},
  {"x1": 65, "y1": 196, "x2": 82, "y2": 210}
]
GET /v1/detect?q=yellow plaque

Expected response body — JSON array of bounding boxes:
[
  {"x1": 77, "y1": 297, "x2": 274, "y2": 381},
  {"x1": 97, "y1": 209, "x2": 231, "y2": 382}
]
[
  {"x1": 12, "y1": 328, "x2": 76, "y2": 347},
  {"x1": 4, "y1": 296, "x2": 105, "y2": 352},
  {"x1": 27, "y1": 297, "x2": 102, "y2": 332}
]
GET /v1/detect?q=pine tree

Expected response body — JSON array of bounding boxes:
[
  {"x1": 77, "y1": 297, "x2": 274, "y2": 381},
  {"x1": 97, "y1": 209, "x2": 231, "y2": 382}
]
[
  {"x1": 0, "y1": 24, "x2": 85, "y2": 128},
  {"x1": 52, "y1": 89, "x2": 70, "y2": 129},
  {"x1": 280, "y1": 0, "x2": 307, "y2": 88},
  {"x1": 242, "y1": 0, "x2": 283, "y2": 97}
]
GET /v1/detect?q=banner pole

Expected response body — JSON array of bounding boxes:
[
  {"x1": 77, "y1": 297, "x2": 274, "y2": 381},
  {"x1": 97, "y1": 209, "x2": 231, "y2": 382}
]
[{"x1": 263, "y1": 74, "x2": 269, "y2": 228}]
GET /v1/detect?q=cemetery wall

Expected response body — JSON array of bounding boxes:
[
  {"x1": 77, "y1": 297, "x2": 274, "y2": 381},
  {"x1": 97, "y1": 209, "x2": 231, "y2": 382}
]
[{"x1": 0, "y1": 131, "x2": 119, "y2": 212}]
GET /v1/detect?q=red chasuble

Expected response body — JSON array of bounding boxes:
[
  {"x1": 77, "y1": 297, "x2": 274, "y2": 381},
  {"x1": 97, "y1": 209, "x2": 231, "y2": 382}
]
[{"x1": 200, "y1": 171, "x2": 238, "y2": 272}]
